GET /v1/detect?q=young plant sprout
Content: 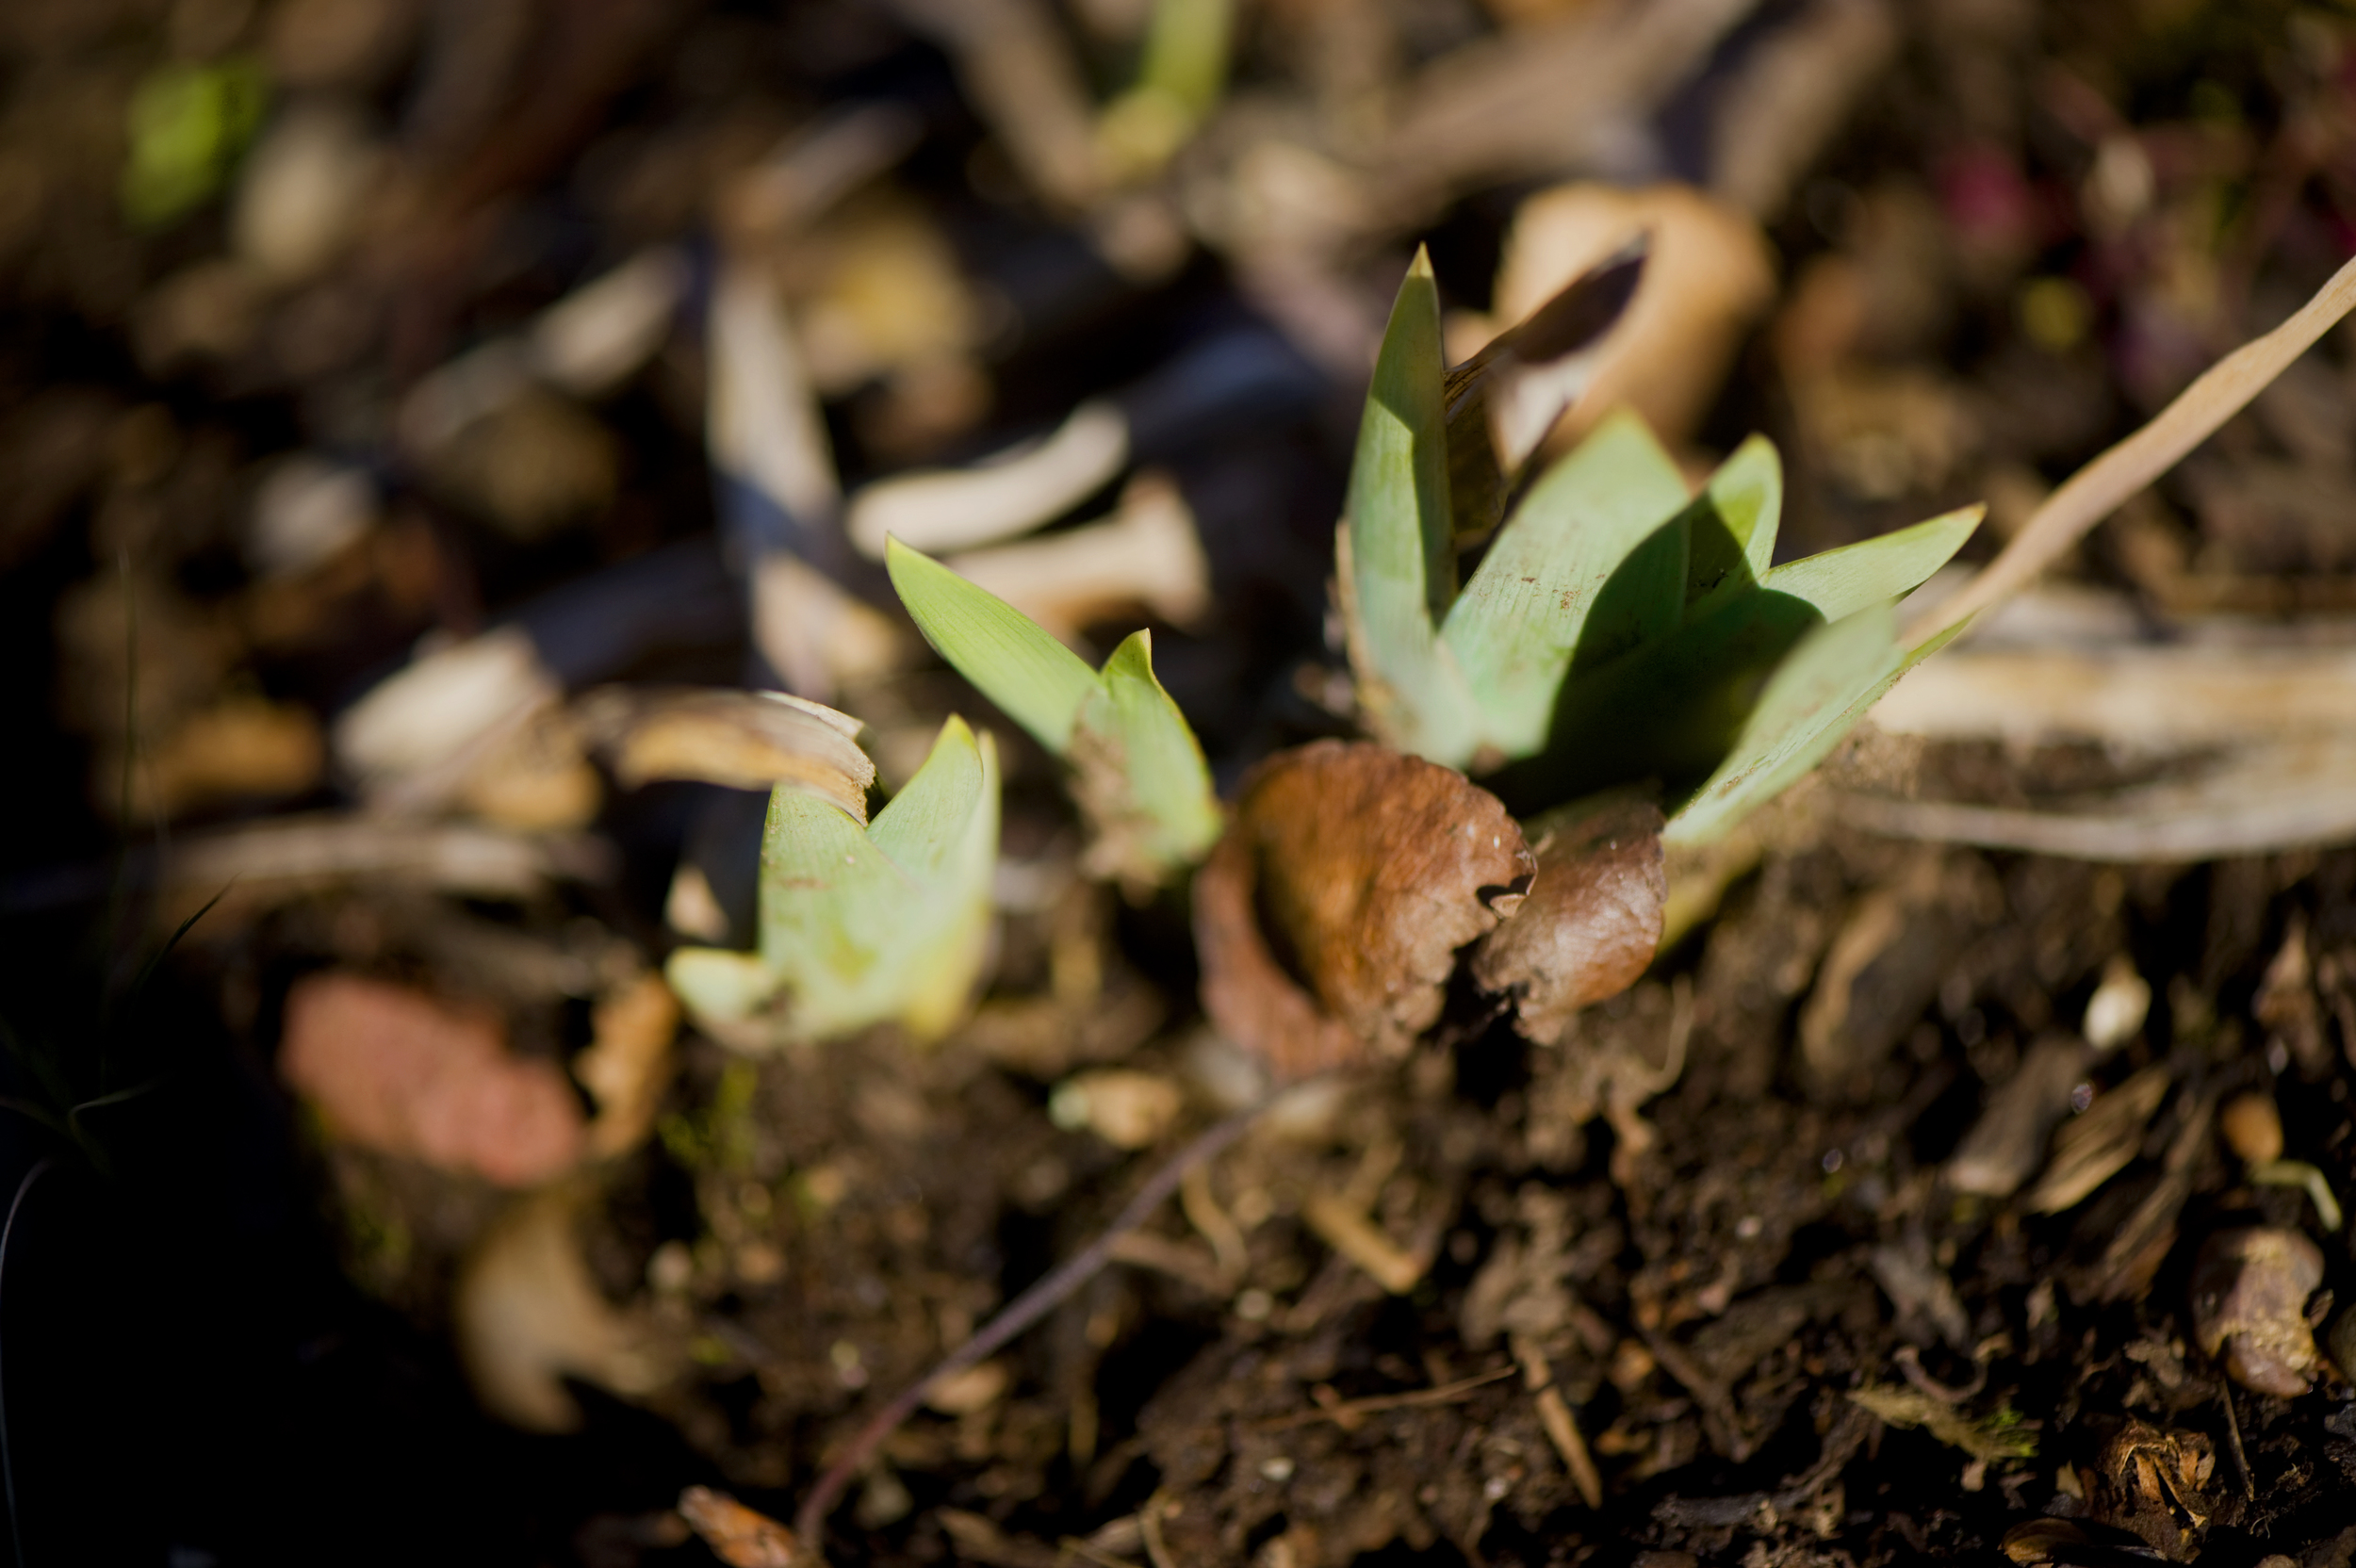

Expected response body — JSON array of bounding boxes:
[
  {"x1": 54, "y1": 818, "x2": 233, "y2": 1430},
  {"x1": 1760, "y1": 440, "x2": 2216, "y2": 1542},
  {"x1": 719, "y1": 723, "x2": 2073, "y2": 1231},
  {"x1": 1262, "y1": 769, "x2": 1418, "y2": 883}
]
[
  {"x1": 664, "y1": 713, "x2": 999, "y2": 1045},
  {"x1": 1338, "y1": 247, "x2": 1982, "y2": 844},
  {"x1": 886, "y1": 536, "x2": 1221, "y2": 890}
]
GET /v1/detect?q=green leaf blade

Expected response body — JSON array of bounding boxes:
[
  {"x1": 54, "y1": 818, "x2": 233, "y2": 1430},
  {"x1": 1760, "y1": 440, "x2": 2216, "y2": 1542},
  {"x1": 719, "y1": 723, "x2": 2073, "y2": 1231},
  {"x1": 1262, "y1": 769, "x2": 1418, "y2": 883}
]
[
  {"x1": 1662, "y1": 602, "x2": 1970, "y2": 847},
  {"x1": 1341, "y1": 249, "x2": 1481, "y2": 765},
  {"x1": 1439, "y1": 407, "x2": 1693, "y2": 759},
  {"x1": 887, "y1": 536, "x2": 1099, "y2": 754},
  {"x1": 1762, "y1": 504, "x2": 1982, "y2": 625},
  {"x1": 1682, "y1": 434, "x2": 1782, "y2": 608},
  {"x1": 1071, "y1": 630, "x2": 1223, "y2": 885}
]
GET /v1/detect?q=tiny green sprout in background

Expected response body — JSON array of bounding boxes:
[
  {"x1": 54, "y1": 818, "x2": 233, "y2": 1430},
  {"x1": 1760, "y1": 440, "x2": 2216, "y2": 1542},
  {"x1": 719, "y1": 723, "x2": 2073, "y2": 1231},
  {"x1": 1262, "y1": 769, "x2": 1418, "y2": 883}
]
[
  {"x1": 122, "y1": 57, "x2": 269, "y2": 228},
  {"x1": 1341, "y1": 248, "x2": 1982, "y2": 844},
  {"x1": 886, "y1": 536, "x2": 1222, "y2": 890},
  {"x1": 666, "y1": 714, "x2": 1000, "y2": 1046},
  {"x1": 1099, "y1": 0, "x2": 1235, "y2": 178}
]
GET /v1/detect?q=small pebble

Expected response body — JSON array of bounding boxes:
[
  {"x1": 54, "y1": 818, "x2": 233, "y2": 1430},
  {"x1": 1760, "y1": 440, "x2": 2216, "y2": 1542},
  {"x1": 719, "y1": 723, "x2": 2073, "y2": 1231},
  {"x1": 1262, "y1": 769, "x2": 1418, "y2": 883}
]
[
  {"x1": 2220, "y1": 1091, "x2": 2285, "y2": 1165},
  {"x1": 2082, "y1": 956, "x2": 2151, "y2": 1053},
  {"x1": 2189, "y1": 1227, "x2": 2324, "y2": 1396},
  {"x1": 1048, "y1": 1068, "x2": 1183, "y2": 1150},
  {"x1": 924, "y1": 1360, "x2": 1009, "y2": 1416}
]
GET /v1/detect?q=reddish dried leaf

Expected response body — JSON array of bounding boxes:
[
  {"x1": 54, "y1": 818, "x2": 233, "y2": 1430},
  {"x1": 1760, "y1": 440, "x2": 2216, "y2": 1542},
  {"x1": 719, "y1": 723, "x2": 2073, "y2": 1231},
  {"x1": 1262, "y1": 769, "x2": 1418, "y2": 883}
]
[
  {"x1": 1195, "y1": 741, "x2": 1533, "y2": 1080},
  {"x1": 677, "y1": 1487, "x2": 800, "y2": 1568},
  {"x1": 280, "y1": 972, "x2": 583, "y2": 1186},
  {"x1": 1469, "y1": 792, "x2": 1665, "y2": 1042}
]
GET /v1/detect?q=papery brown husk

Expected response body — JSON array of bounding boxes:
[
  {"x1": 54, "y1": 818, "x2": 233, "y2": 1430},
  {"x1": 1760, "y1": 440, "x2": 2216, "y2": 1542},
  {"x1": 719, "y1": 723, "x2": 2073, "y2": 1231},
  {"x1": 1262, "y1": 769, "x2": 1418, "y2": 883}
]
[{"x1": 1195, "y1": 740, "x2": 1534, "y2": 1081}]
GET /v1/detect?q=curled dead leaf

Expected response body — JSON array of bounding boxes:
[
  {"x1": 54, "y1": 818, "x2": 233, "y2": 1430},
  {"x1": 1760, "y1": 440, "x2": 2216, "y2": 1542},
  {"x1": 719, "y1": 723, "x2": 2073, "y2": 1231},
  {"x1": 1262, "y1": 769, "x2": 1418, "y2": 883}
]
[
  {"x1": 1195, "y1": 740, "x2": 1533, "y2": 1080},
  {"x1": 573, "y1": 685, "x2": 874, "y2": 820},
  {"x1": 1469, "y1": 791, "x2": 1664, "y2": 1042}
]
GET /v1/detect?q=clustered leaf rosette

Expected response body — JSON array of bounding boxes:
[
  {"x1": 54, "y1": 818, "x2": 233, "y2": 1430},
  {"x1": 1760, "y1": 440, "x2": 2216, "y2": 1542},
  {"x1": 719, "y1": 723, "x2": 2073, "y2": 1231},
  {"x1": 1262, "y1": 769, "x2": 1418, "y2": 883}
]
[
  {"x1": 665, "y1": 713, "x2": 999, "y2": 1047},
  {"x1": 1200, "y1": 246, "x2": 1980, "y2": 1076},
  {"x1": 1340, "y1": 247, "x2": 1981, "y2": 846}
]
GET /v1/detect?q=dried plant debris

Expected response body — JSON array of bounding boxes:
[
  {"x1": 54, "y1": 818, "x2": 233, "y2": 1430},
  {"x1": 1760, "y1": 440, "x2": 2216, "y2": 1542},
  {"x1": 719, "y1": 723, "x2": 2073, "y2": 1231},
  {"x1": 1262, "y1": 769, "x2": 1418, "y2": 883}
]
[
  {"x1": 575, "y1": 971, "x2": 679, "y2": 1158},
  {"x1": 1946, "y1": 1034, "x2": 2091, "y2": 1200},
  {"x1": 2188, "y1": 1227, "x2": 2325, "y2": 1398},
  {"x1": 1846, "y1": 1384, "x2": 2038, "y2": 1465},
  {"x1": 2024, "y1": 1065, "x2": 2172, "y2": 1215},
  {"x1": 278, "y1": 972, "x2": 583, "y2": 1186},
  {"x1": 1194, "y1": 740, "x2": 1533, "y2": 1079},
  {"x1": 452, "y1": 1189, "x2": 666, "y2": 1432},
  {"x1": 1469, "y1": 790, "x2": 1665, "y2": 1044},
  {"x1": 2081, "y1": 1418, "x2": 2216, "y2": 1561},
  {"x1": 676, "y1": 1488, "x2": 801, "y2": 1568},
  {"x1": 572, "y1": 685, "x2": 875, "y2": 815}
]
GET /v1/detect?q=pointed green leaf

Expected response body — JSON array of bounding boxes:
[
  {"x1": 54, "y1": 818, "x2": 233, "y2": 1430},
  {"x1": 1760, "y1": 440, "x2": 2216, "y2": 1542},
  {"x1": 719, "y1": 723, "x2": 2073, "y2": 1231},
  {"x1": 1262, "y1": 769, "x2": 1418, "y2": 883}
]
[
  {"x1": 1682, "y1": 434, "x2": 1781, "y2": 608},
  {"x1": 750, "y1": 714, "x2": 1000, "y2": 1042},
  {"x1": 867, "y1": 711, "x2": 1000, "y2": 888},
  {"x1": 1342, "y1": 249, "x2": 1481, "y2": 764},
  {"x1": 1762, "y1": 504, "x2": 1982, "y2": 625},
  {"x1": 1663, "y1": 606, "x2": 1970, "y2": 846},
  {"x1": 887, "y1": 536, "x2": 1099, "y2": 754},
  {"x1": 1439, "y1": 407, "x2": 1693, "y2": 759},
  {"x1": 1071, "y1": 630, "x2": 1223, "y2": 884}
]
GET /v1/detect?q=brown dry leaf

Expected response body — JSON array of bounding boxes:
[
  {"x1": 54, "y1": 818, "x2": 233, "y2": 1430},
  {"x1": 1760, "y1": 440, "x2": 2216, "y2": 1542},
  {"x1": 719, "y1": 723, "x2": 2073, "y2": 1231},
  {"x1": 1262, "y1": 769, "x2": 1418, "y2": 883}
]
[
  {"x1": 425, "y1": 387, "x2": 617, "y2": 543},
  {"x1": 279, "y1": 972, "x2": 583, "y2": 1186},
  {"x1": 1484, "y1": 182, "x2": 1776, "y2": 449},
  {"x1": 1469, "y1": 792, "x2": 1664, "y2": 1044},
  {"x1": 2023, "y1": 1064, "x2": 2172, "y2": 1215},
  {"x1": 677, "y1": 1487, "x2": 801, "y2": 1568},
  {"x1": 2189, "y1": 1227, "x2": 2325, "y2": 1398},
  {"x1": 573, "y1": 685, "x2": 874, "y2": 820},
  {"x1": 1195, "y1": 740, "x2": 1533, "y2": 1081},
  {"x1": 578, "y1": 971, "x2": 680, "y2": 1158}
]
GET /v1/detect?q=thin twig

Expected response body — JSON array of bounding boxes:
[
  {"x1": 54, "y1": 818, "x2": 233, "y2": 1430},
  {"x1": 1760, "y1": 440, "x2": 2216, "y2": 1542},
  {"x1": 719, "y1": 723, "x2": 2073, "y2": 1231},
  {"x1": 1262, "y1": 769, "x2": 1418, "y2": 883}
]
[
  {"x1": 1907, "y1": 254, "x2": 2356, "y2": 642},
  {"x1": 2218, "y1": 1383, "x2": 2252, "y2": 1501},
  {"x1": 1251, "y1": 1364, "x2": 1517, "y2": 1432},
  {"x1": 793, "y1": 1104, "x2": 1262, "y2": 1547}
]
